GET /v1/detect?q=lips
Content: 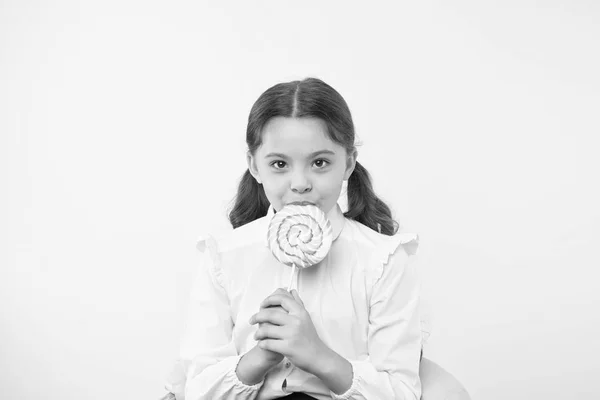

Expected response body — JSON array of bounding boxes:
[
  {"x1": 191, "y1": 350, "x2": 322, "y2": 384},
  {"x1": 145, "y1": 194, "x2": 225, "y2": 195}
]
[{"x1": 287, "y1": 201, "x2": 316, "y2": 206}]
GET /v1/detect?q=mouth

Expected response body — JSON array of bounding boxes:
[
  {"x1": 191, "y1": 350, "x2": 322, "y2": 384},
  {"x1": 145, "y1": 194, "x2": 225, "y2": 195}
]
[{"x1": 287, "y1": 201, "x2": 316, "y2": 206}]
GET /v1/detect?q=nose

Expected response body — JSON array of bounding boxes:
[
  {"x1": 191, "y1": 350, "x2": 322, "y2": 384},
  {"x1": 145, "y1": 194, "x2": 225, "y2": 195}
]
[{"x1": 290, "y1": 170, "x2": 312, "y2": 194}]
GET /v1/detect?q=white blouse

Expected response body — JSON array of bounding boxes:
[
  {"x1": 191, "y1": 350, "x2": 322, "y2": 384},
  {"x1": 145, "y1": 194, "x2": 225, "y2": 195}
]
[{"x1": 165, "y1": 204, "x2": 423, "y2": 400}]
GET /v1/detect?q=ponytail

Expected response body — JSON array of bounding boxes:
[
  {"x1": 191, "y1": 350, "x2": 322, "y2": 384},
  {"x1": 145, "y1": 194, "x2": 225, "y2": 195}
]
[
  {"x1": 228, "y1": 170, "x2": 270, "y2": 229},
  {"x1": 345, "y1": 161, "x2": 399, "y2": 236}
]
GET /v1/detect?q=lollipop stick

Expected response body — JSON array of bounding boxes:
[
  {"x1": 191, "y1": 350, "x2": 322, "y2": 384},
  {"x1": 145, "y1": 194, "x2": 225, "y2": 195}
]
[{"x1": 286, "y1": 264, "x2": 297, "y2": 292}]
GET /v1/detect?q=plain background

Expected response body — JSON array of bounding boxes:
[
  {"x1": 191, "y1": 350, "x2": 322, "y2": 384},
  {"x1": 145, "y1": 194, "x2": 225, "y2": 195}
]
[{"x1": 2, "y1": 1, "x2": 599, "y2": 399}]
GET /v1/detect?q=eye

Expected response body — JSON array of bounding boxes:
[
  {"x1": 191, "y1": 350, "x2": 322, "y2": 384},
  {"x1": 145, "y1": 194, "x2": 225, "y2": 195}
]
[
  {"x1": 313, "y1": 159, "x2": 330, "y2": 168},
  {"x1": 270, "y1": 160, "x2": 287, "y2": 169}
]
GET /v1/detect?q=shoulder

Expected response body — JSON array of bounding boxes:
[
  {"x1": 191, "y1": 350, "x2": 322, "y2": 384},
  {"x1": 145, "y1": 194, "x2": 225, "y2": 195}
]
[
  {"x1": 344, "y1": 218, "x2": 419, "y2": 260},
  {"x1": 343, "y1": 218, "x2": 420, "y2": 290},
  {"x1": 196, "y1": 215, "x2": 270, "y2": 255},
  {"x1": 194, "y1": 216, "x2": 271, "y2": 289}
]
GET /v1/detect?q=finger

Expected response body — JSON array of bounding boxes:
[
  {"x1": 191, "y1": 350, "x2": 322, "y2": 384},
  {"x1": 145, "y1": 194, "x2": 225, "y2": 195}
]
[
  {"x1": 260, "y1": 294, "x2": 302, "y2": 313},
  {"x1": 255, "y1": 324, "x2": 285, "y2": 340},
  {"x1": 261, "y1": 303, "x2": 288, "y2": 313},
  {"x1": 290, "y1": 289, "x2": 304, "y2": 306},
  {"x1": 258, "y1": 339, "x2": 285, "y2": 354},
  {"x1": 255, "y1": 309, "x2": 290, "y2": 325},
  {"x1": 266, "y1": 288, "x2": 291, "y2": 299},
  {"x1": 250, "y1": 308, "x2": 290, "y2": 326},
  {"x1": 260, "y1": 289, "x2": 292, "y2": 310}
]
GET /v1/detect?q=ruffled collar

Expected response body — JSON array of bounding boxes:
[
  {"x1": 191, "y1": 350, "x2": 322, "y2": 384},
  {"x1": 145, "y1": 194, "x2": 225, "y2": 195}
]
[{"x1": 265, "y1": 203, "x2": 346, "y2": 244}]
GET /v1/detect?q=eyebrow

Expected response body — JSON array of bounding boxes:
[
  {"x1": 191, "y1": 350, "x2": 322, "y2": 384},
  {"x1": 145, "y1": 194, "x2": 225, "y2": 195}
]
[{"x1": 264, "y1": 150, "x2": 336, "y2": 159}]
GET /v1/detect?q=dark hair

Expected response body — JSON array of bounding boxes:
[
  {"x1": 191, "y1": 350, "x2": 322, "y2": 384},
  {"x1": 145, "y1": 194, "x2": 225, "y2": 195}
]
[{"x1": 228, "y1": 77, "x2": 399, "y2": 236}]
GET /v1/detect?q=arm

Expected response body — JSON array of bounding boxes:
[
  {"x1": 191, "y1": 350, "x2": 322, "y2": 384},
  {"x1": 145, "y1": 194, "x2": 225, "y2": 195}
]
[
  {"x1": 166, "y1": 237, "x2": 276, "y2": 400},
  {"x1": 236, "y1": 342, "x2": 282, "y2": 385},
  {"x1": 250, "y1": 238, "x2": 422, "y2": 399},
  {"x1": 316, "y1": 240, "x2": 423, "y2": 400},
  {"x1": 311, "y1": 347, "x2": 354, "y2": 394}
]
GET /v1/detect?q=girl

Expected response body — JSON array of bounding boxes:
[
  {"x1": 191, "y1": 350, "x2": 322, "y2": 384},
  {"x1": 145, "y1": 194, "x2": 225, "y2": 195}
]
[{"x1": 164, "y1": 78, "x2": 423, "y2": 400}]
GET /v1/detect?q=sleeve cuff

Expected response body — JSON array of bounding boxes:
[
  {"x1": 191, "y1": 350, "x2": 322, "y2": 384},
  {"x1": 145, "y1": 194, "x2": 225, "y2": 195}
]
[{"x1": 181, "y1": 354, "x2": 264, "y2": 399}]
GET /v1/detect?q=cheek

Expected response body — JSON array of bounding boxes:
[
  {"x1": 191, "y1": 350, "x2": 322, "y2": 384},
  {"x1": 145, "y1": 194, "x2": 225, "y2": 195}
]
[
  {"x1": 261, "y1": 178, "x2": 287, "y2": 198},
  {"x1": 315, "y1": 174, "x2": 345, "y2": 196},
  {"x1": 263, "y1": 175, "x2": 284, "y2": 189}
]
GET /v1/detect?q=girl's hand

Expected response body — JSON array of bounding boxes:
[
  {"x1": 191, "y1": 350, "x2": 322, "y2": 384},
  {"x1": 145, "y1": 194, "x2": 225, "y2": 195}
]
[
  {"x1": 237, "y1": 289, "x2": 290, "y2": 384},
  {"x1": 251, "y1": 289, "x2": 290, "y2": 365},
  {"x1": 249, "y1": 288, "x2": 329, "y2": 375}
]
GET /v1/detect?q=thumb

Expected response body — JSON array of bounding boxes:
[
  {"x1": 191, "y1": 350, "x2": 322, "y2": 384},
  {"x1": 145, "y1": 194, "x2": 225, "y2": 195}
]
[{"x1": 290, "y1": 289, "x2": 304, "y2": 306}]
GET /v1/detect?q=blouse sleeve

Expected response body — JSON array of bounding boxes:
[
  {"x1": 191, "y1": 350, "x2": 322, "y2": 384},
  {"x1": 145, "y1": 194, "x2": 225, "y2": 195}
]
[
  {"x1": 330, "y1": 233, "x2": 422, "y2": 400},
  {"x1": 165, "y1": 236, "x2": 264, "y2": 400}
]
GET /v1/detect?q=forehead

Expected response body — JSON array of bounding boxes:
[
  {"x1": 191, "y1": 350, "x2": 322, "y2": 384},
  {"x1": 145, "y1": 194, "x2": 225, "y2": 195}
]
[{"x1": 258, "y1": 117, "x2": 342, "y2": 155}]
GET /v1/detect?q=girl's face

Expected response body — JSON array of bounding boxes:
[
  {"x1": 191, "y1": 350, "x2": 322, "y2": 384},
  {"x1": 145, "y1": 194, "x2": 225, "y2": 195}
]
[{"x1": 248, "y1": 117, "x2": 356, "y2": 214}]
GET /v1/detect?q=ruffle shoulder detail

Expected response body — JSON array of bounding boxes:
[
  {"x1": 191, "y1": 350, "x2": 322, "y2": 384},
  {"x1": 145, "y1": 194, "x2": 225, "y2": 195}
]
[
  {"x1": 370, "y1": 232, "x2": 420, "y2": 289},
  {"x1": 379, "y1": 232, "x2": 419, "y2": 264},
  {"x1": 195, "y1": 234, "x2": 226, "y2": 289},
  {"x1": 196, "y1": 234, "x2": 218, "y2": 253}
]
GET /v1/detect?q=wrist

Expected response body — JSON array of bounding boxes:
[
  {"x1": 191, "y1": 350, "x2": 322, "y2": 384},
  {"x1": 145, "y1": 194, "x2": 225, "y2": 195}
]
[
  {"x1": 257, "y1": 345, "x2": 284, "y2": 365},
  {"x1": 236, "y1": 345, "x2": 281, "y2": 385},
  {"x1": 312, "y1": 347, "x2": 353, "y2": 395},
  {"x1": 312, "y1": 347, "x2": 338, "y2": 378}
]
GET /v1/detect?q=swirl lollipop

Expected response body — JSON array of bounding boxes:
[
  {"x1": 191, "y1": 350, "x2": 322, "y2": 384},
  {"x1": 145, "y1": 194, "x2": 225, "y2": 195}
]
[{"x1": 267, "y1": 204, "x2": 333, "y2": 291}]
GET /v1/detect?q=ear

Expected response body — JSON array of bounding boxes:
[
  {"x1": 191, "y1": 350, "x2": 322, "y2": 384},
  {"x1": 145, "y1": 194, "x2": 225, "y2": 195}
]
[
  {"x1": 343, "y1": 149, "x2": 358, "y2": 181},
  {"x1": 246, "y1": 151, "x2": 262, "y2": 184}
]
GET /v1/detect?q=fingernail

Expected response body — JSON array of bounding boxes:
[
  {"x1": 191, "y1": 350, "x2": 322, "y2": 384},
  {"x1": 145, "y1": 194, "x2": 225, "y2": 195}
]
[{"x1": 248, "y1": 316, "x2": 254, "y2": 324}]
